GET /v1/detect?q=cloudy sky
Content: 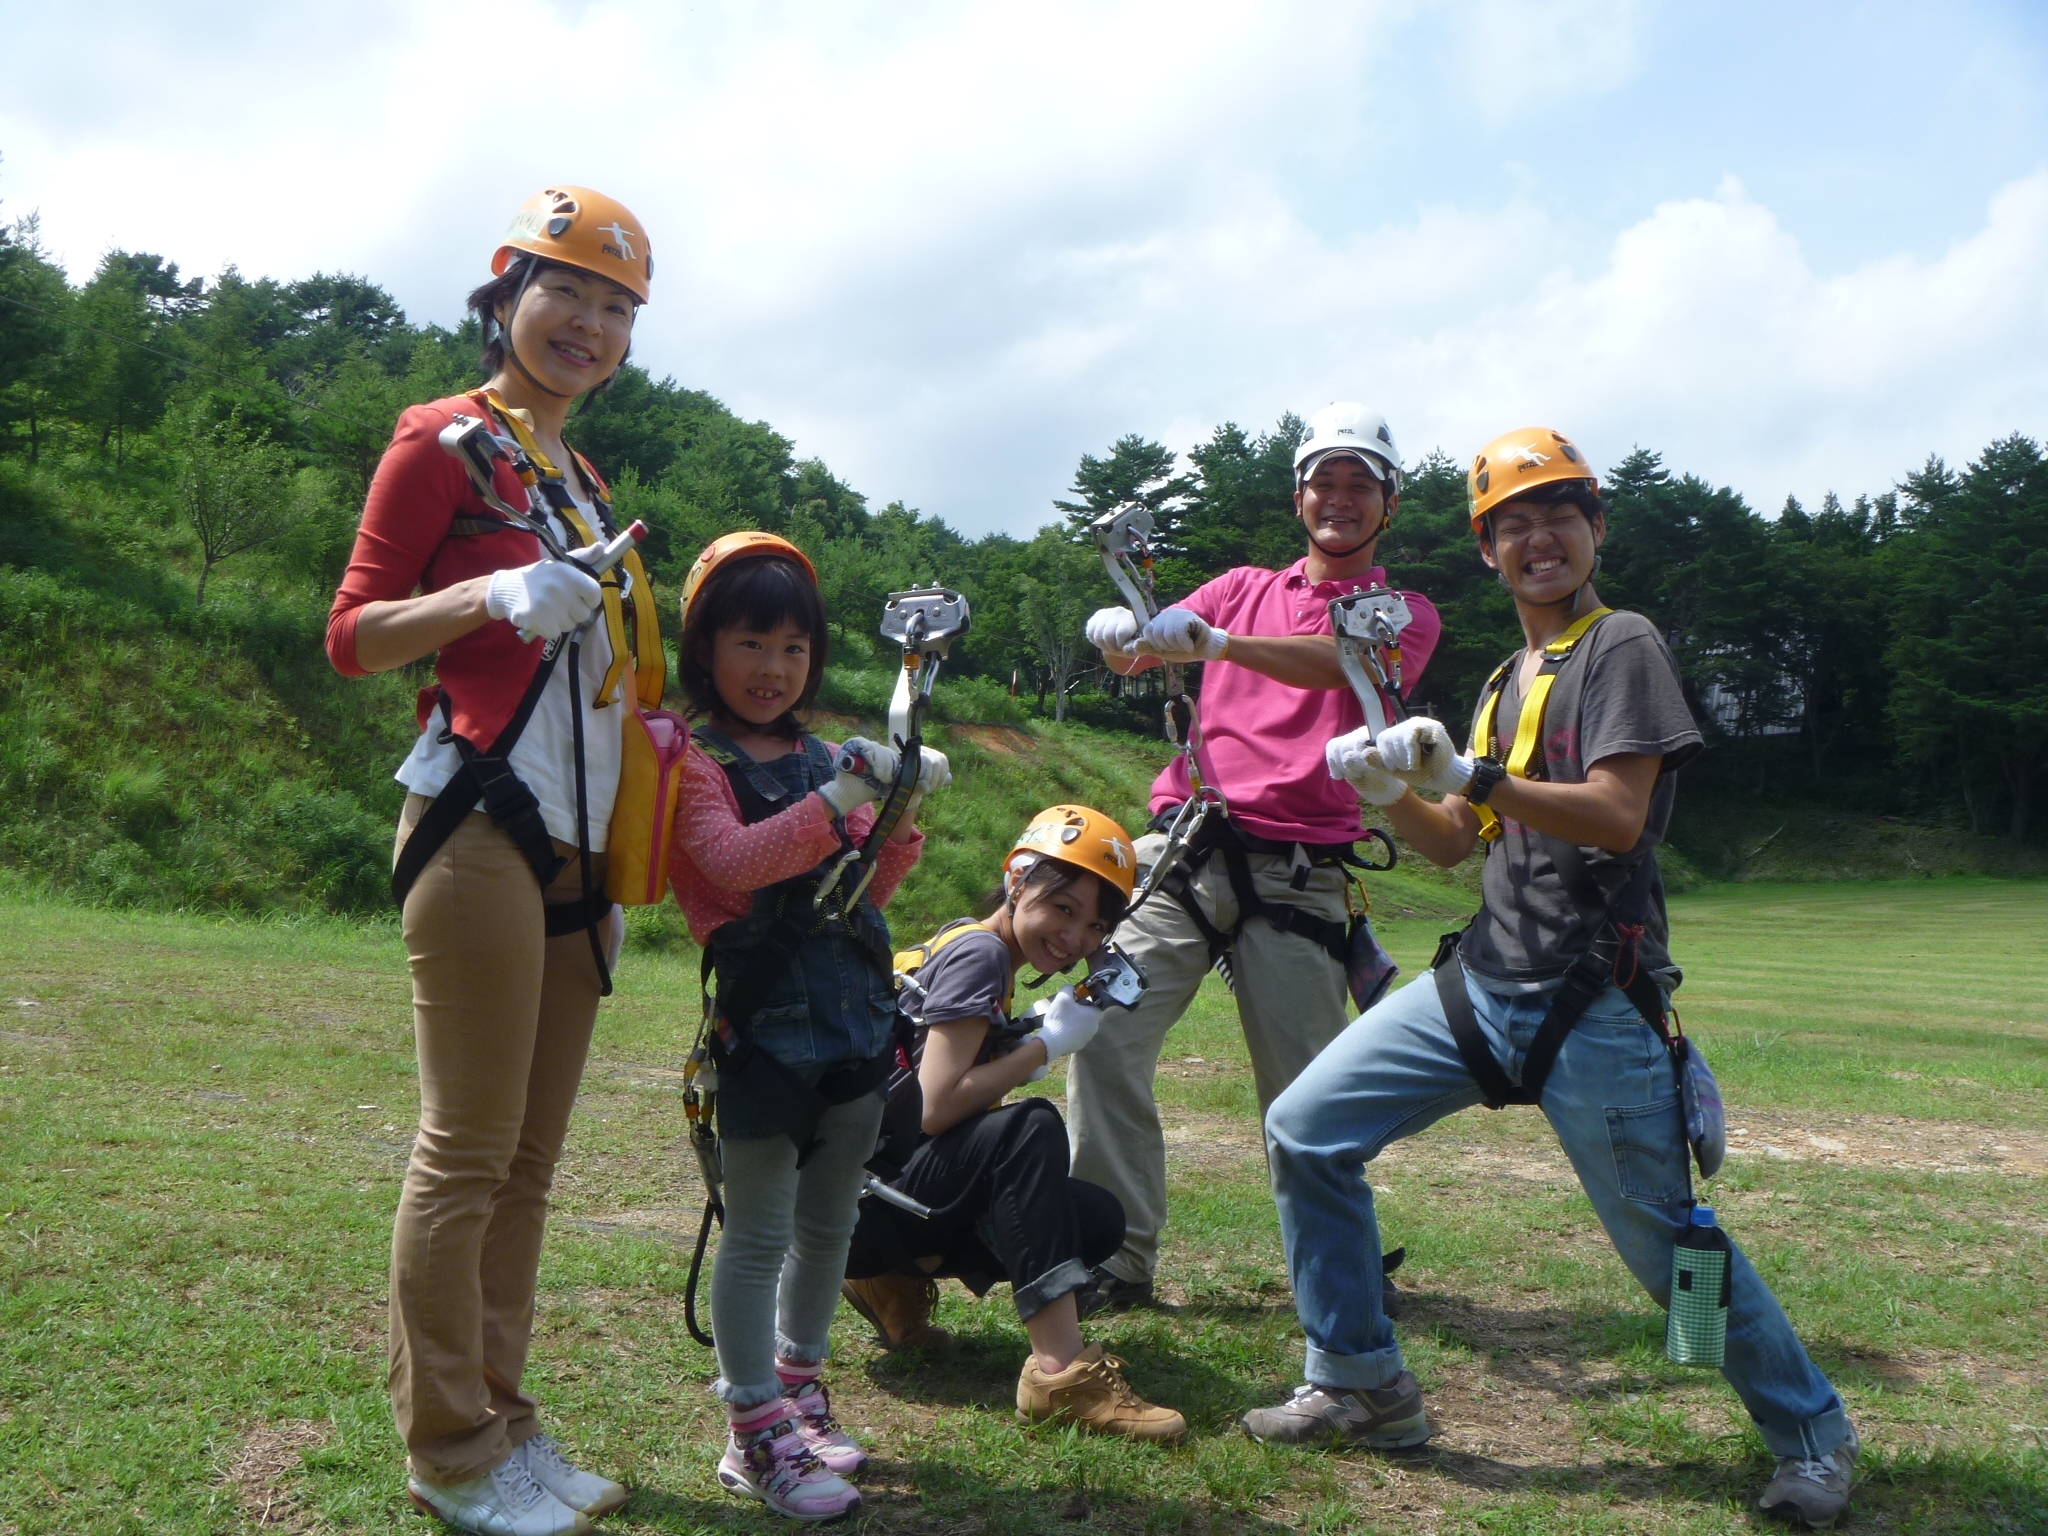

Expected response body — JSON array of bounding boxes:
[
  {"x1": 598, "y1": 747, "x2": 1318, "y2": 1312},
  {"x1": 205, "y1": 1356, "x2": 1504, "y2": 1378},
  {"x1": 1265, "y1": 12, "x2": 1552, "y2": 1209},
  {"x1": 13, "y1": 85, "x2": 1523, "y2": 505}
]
[{"x1": 5, "y1": 0, "x2": 2046, "y2": 536}]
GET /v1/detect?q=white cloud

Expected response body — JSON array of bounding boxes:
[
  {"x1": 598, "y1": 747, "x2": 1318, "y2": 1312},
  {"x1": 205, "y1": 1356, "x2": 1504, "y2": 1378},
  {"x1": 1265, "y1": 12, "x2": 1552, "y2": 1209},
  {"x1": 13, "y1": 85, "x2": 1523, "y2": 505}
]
[{"x1": 3, "y1": 0, "x2": 2043, "y2": 535}]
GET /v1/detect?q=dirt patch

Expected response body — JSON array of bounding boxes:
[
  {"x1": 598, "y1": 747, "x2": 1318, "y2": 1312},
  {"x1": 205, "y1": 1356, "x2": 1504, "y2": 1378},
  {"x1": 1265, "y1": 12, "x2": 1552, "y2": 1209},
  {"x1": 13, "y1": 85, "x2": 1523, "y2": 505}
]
[
  {"x1": 1723, "y1": 1110, "x2": 2048, "y2": 1176},
  {"x1": 1162, "y1": 1110, "x2": 1265, "y2": 1176},
  {"x1": 219, "y1": 1419, "x2": 331, "y2": 1531},
  {"x1": 954, "y1": 723, "x2": 1034, "y2": 757}
]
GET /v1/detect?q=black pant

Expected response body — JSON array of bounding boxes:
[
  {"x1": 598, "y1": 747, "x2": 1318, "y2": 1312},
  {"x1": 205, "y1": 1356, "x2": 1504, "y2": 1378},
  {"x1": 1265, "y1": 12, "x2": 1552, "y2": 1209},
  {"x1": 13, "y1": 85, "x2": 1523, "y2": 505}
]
[{"x1": 846, "y1": 1098, "x2": 1123, "y2": 1321}]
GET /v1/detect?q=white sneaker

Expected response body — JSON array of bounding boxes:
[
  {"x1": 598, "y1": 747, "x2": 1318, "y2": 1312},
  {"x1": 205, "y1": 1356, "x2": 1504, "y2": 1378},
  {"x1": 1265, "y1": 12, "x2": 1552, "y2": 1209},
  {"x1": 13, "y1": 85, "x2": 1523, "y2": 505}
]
[
  {"x1": 407, "y1": 1456, "x2": 594, "y2": 1536},
  {"x1": 512, "y1": 1434, "x2": 629, "y2": 1517}
]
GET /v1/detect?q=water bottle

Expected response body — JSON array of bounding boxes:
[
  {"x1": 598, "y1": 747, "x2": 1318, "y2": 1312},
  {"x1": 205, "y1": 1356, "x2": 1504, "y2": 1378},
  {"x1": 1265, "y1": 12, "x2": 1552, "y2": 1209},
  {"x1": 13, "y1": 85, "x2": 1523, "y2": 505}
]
[{"x1": 1666, "y1": 1206, "x2": 1731, "y2": 1366}]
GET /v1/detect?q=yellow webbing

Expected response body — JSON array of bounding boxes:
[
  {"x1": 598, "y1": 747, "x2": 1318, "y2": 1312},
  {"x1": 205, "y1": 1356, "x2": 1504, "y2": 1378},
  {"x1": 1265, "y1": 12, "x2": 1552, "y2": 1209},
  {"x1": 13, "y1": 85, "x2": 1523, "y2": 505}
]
[
  {"x1": 896, "y1": 919, "x2": 1014, "y2": 1021},
  {"x1": 1468, "y1": 607, "x2": 1613, "y2": 842},
  {"x1": 480, "y1": 392, "x2": 658, "y2": 707}
]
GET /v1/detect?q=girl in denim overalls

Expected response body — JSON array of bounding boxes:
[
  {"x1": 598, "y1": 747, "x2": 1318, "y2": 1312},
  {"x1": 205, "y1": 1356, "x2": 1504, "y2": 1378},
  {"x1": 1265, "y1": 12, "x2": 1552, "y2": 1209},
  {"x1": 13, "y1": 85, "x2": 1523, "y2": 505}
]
[{"x1": 666, "y1": 534, "x2": 948, "y2": 1522}]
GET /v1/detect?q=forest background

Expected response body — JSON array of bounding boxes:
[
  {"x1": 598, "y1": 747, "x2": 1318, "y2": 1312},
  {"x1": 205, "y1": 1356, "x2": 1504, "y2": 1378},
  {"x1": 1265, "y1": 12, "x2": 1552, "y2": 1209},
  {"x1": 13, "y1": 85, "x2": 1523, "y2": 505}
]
[{"x1": 3, "y1": 217, "x2": 2045, "y2": 925}]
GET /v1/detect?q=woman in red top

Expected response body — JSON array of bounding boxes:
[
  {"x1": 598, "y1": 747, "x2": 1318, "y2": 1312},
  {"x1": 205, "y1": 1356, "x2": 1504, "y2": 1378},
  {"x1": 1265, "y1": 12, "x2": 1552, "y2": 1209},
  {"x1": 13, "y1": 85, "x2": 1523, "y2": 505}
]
[{"x1": 326, "y1": 187, "x2": 660, "y2": 1536}]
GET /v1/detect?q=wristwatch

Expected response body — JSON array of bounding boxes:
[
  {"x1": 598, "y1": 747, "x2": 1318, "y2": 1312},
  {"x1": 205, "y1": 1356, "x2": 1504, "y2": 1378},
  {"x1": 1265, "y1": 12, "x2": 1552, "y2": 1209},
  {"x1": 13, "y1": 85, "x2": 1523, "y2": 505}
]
[{"x1": 1464, "y1": 756, "x2": 1507, "y2": 804}]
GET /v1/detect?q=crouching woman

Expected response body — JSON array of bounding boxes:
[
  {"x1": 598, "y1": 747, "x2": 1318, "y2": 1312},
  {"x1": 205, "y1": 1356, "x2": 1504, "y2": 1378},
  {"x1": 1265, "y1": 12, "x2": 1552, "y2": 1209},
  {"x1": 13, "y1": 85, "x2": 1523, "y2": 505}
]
[{"x1": 844, "y1": 807, "x2": 1185, "y2": 1441}]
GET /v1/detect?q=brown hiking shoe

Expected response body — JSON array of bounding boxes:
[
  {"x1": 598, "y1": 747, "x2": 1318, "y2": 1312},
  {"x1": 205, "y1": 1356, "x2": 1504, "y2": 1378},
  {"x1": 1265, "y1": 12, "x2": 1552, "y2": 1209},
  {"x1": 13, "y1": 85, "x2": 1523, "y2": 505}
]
[
  {"x1": 1016, "y1": 1344, "x2": 1186, "y2": 1442},
  {"x1": 841, "y1": 1274, "x2": 954, "y2": 1351}
]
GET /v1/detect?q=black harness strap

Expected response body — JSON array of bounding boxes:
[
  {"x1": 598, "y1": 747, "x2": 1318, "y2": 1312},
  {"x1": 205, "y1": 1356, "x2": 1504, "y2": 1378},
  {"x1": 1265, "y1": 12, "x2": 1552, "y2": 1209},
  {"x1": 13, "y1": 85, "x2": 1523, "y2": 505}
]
[
  {"x1": 1433, "y1": 852, "x2": 1664, "y2": 1109},
  {"x1": 694, "y1": 727, "x2": 895, "y2": 1161},
  {"x1": 391, "y1": 648, "x2": 565, "y2": 907}
]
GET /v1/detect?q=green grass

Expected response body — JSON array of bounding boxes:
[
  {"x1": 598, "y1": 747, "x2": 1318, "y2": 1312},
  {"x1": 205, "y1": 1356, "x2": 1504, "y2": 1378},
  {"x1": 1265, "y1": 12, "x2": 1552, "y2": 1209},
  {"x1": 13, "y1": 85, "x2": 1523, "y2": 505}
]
[{"x1": 3, "y1": 880, "x2": 2046, "y2": 1533}]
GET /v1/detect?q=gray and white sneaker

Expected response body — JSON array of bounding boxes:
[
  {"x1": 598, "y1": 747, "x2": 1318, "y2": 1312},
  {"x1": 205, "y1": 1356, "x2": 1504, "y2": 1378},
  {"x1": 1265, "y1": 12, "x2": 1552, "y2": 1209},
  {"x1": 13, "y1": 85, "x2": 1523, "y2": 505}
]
[
  {"x1": 407, "y1": 1456, "x2": 593, "y2": 1536},
  {"x1": 511, "y1": 1434, "x2": 628, "y2": 1518},
  {"x1": 1239, "y1": 1374, "x2": 1432, "y2": 1450},
  {"x1": 1758, "y1": 1425, "x2": 1860, "y2": 1528}
]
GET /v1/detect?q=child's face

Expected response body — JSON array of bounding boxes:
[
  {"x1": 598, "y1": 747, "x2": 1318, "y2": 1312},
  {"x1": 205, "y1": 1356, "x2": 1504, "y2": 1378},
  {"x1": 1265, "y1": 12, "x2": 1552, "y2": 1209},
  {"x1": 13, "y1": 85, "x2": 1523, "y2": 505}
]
[
  {"x1": 1012, "y1": 869, "x2": 1112, "y2": 976},
  {"x1": 709, "y1": 619, "x2": 813, "y2": 727}
]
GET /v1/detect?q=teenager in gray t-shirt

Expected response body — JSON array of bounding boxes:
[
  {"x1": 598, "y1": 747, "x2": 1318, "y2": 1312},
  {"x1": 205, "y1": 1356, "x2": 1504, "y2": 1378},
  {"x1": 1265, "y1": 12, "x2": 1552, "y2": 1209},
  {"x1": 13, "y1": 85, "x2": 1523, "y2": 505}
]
[{"x1": 1253, "y1": 427, "x2": 1859, "y2": 1530}]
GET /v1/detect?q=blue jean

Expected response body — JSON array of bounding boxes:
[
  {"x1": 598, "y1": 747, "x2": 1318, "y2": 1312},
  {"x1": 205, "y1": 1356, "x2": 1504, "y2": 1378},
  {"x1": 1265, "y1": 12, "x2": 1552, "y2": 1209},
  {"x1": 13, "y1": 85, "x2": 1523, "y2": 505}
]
[{"x1": 1265, "y1": 967, "x2": 1851, "y2": 1462}]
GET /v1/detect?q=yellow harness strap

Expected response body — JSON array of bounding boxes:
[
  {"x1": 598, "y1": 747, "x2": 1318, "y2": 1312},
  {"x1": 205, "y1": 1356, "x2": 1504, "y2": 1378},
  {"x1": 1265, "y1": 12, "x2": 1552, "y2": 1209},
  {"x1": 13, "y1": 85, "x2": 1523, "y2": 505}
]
[
  {"x1": 480, "y1": 392, "x2": 663, "y2": 708},
  {"x1": 896, "y1": 919, "x2": 1015, "y2": 1020},
  {"x1": 1469, "y1": 607, "x2": 1613, "y2": 842}
]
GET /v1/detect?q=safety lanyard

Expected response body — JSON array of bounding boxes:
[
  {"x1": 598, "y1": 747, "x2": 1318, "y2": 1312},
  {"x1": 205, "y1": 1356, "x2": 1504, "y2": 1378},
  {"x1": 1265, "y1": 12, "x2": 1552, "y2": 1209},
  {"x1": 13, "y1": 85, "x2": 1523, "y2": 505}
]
[
  {"x1": 1469, "y1": 607, "x2": 1613, "y2": 842},
  {"x1": 476, "y1": 391, "x2": 664, "y2": 709}
]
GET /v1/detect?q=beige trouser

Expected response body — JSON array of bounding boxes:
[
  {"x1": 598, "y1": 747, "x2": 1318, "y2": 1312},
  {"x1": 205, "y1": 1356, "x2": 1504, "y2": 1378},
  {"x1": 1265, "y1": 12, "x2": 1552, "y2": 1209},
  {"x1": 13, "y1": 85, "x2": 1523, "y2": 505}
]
[
  {"x1": 1066, "y1": 829, "x2": 1352, "y2": 1284},
  {"x1": 389, "y1": 796, "x2": 607, "y2": 1485}
]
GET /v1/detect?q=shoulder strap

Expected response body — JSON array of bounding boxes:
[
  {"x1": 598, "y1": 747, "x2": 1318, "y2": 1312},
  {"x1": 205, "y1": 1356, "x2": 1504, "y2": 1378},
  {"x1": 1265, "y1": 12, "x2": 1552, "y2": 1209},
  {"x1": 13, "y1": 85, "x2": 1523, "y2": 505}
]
[{"x1": 1470, "y1": 608, "x2": 1614, "y2": 842}]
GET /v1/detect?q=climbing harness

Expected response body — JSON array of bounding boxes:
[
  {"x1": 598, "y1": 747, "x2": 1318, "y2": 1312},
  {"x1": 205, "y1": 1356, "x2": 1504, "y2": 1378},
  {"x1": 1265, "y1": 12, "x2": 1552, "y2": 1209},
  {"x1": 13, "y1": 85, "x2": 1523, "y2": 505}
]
[
  {"x1": 1465, "y1": 606, "x2": 1613, "y2": 843},
  {"x1": 815, "y1": 586, "x2": 972, "y2": 914},
  {"x1": 1327, "y1": 588, "x2": 1413, "y2": 739},
  {"x1": 679, "y1": 587, "x2": 969, "y2": 1347},
  {"x1": 389, "y1": 398, "x2": 655, "y2": 995}
]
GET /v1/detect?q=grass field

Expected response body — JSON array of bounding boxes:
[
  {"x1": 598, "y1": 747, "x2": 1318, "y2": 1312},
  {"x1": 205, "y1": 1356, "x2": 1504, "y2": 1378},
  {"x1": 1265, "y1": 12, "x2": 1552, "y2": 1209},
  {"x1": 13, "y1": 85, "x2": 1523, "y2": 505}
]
[{"x1": 3, "y1": 879, "x2": 2045, "y2": 1534}]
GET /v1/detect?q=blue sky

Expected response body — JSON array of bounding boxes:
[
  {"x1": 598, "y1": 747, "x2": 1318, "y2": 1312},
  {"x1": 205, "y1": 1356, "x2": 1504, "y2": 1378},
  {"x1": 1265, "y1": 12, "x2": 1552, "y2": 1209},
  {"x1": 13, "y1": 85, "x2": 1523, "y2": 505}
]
[{"x1": 4, "y1": 0, "x2": 2045, "y2": 537}]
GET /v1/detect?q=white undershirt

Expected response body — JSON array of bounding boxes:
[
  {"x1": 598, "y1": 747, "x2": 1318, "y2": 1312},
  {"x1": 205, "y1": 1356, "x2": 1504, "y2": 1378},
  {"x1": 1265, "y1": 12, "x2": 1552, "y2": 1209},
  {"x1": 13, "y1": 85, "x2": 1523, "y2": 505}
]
[{"x1": 394, "y1": 497, "x2": 626, "y2": 850}]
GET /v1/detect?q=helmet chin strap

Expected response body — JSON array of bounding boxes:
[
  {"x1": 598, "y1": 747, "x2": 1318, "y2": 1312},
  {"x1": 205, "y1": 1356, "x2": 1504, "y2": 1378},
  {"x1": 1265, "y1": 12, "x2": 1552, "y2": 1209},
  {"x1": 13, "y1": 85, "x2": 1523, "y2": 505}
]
[{"x1": 1302, "y1": 508, "x2": 1388, "y2": 562}]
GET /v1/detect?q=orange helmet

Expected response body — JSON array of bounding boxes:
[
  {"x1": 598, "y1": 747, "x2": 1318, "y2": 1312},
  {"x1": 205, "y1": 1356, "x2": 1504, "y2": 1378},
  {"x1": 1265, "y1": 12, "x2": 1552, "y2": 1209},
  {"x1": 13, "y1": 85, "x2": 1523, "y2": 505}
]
[
  {"x1": 1006, "y1": 805, "x2": 1138, "y2": 903},
  {"x1": 493, "y1": 185, "x2": 653, "y2": 305},
  {"x1": 680, "y1": 532, "x2": 818, "y2": 631},
  {"x1": 1468, "y1": 427, "x2": 1597, "y2": 529}
]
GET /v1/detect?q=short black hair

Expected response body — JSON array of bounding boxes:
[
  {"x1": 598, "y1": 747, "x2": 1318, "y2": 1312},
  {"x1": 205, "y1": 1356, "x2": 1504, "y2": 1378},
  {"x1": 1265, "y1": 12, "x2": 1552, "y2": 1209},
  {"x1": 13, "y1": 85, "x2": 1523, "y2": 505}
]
[
  {"x1": 466, "y1": 255, "x2": 633, "y2": 408},
  {"x1": 678, "y1": 554, "x2": 829, "y2": 739}
]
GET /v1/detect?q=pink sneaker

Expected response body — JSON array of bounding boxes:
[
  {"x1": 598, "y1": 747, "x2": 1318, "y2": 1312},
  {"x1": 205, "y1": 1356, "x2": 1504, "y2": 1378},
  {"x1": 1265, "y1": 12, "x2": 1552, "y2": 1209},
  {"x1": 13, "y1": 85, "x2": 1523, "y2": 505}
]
[
  {"x1": 717, "y1": 1415, "x2": 861, "y2": 1523},
  {"x1": 785, "y1": 1378, "x2": 867, "y2": 1476}
]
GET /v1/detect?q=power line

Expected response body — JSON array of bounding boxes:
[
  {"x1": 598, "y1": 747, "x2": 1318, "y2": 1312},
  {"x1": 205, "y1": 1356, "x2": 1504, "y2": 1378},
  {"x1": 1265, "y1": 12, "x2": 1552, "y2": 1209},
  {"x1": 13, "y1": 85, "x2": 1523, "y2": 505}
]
[{"x1": 0, "y1": 287, "x2": 398, "y2": 436}]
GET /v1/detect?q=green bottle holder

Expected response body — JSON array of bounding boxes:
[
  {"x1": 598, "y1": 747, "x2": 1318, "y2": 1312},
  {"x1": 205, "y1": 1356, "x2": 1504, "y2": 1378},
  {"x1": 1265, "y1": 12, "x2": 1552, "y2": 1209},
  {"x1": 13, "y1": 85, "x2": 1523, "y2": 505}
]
[{"x1": 1666, "y1": 1210, "x2": 1731, "y2": 1366}]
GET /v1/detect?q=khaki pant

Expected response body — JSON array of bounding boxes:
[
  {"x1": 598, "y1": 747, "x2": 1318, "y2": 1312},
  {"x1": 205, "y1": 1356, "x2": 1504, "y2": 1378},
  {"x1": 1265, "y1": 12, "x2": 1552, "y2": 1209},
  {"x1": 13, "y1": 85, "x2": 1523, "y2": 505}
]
[
  {"x1": 389, "y1": 797, "x2": 607, "y2": 1485},
  {"x1": 1065, "y1": 830, "x2": 1351, "y2": 1284}
]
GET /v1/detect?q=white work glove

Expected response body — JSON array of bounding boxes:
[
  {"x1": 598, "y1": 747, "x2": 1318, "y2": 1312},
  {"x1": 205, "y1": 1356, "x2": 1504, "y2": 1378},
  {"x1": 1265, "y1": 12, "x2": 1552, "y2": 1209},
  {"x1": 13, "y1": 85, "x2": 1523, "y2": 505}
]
[
  {"x1": 485, "y1": 554, "x2": 603, "y2": 639},
  {"x1": 819, "y1": 736, "x2": 899, "y2": 816},
  {"x1": 1325, "y1": 727, "x2": 1409, "y2": 807},
  {"x1": 899, "y1": 747, "x2": 952, "y2": 824},
  {"x1": 1139, "y1": 607, "x2": 1229, "y2": 663},
  {"x1": 1030, "y1": 986, "x2": 1106, "y2": 1062},
  {"x1": 1086, "y1": 605, "x2": 1143, "y2": 657},
  {"x1": 1375, "y1": 717, "x2": 1476, "y2": 797}
]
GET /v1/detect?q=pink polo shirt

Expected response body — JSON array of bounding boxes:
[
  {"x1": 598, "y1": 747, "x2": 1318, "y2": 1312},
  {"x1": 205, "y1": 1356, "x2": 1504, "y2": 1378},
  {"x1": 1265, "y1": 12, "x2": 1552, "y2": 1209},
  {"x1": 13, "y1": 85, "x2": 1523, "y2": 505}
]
[{"x1": 1148, "y1": 561, "x2": 1440, "y2": 845}]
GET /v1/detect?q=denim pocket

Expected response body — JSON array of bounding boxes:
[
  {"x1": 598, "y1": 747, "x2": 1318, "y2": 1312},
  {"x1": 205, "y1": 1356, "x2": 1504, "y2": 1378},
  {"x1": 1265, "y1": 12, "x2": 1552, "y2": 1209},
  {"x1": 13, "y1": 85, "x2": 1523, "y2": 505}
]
[
  {"x1": 1605, "y1": 1095, "x2": 1689, "y2": 1206},
  {"x1": 747, "y1": 1001, "x2": 818, "y2": 1066}
]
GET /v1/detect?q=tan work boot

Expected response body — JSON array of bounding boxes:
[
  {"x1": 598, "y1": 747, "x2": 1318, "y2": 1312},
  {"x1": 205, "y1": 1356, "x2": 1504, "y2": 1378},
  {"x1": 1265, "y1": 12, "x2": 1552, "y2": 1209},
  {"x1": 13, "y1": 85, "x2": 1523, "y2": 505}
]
[
  {"x1": 841, "y1": 1274, "x2": 954, "y2": 1351},
  {"x1": 1016, "y1": 1344, "x2": 1186, "y2": 1442}
]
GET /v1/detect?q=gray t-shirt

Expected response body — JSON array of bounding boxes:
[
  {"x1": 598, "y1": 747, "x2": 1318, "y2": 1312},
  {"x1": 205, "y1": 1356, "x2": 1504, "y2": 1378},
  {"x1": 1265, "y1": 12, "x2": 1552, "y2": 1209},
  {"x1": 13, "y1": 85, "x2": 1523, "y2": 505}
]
[
  {"x1": 909, "y1": 924, "x2": 1021, "y2": 1066},
  {"x1": 1460, "y1": 610, "x2": 1703, "y2": 988}
]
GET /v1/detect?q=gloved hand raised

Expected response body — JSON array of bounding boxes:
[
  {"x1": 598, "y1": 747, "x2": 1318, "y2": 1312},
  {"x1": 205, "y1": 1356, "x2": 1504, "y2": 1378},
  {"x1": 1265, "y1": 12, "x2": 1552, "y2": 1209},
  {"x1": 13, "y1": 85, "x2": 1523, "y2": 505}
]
[
  {"x1": 1325, "y1": 726, "x2": 1408, "y2": 806},
  {"x1": 900, "y1": 747, "x2": 952, "y2": 824},
  {"x1": 1375, "y1": 718, "x2": 1476, "y2": 797},
  {"x1": 1031, "y1": 985, "x2": 1107, "y2": 1062},
  {"x1": 1086, "y1": 606, "x2": 1142, "y2": 657},
  {"x1": 485, "y1": 554, "x2": 603, "y2": 639},
  {"x1": 1139, "y1": 607, "x2": 1229, "y2": 663},
  {"x1": 819, "y1": 736, "x2": 900, "y2": 816}
]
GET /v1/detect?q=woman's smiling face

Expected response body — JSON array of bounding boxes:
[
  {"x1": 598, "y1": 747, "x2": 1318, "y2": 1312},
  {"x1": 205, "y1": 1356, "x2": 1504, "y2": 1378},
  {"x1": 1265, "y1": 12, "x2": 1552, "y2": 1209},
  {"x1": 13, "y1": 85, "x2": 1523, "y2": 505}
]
[
  {"x1": 497, "y1": 263, "x2": 636, "y2": 397},
  {"x1": 708, "y1": 619, "x2": 814, "y2": 728},
  {"x1": 1010, "y1": 867, "x2": 1112, "y2": 976}
]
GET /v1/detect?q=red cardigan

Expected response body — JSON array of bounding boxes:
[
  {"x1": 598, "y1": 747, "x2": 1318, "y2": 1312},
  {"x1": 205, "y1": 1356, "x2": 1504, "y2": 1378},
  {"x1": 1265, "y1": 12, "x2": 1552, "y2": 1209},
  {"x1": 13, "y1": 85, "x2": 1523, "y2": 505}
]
[{"x1": 325, "y1": 394, "x2": 610, "y2": 753}]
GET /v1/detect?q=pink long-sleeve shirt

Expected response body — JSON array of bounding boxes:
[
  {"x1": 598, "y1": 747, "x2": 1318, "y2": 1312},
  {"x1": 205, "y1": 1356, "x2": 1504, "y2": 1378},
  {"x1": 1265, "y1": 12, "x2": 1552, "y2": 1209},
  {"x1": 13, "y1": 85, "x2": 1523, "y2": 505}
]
[{"x1": 669, "y1": 739, "x2": 922, "y2": 944}]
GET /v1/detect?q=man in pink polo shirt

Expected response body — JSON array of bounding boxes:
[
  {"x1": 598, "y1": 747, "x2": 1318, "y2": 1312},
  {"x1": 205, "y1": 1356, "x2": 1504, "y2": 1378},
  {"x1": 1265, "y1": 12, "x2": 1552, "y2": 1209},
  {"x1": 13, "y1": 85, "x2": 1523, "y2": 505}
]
[{"x1": 1069, "y1": 403, "x2": 1441, "y2": 1312}]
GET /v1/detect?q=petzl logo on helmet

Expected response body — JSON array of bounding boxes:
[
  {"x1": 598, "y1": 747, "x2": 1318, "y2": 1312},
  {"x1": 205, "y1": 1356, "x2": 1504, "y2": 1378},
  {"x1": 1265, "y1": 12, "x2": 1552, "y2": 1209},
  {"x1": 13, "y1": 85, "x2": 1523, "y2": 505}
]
[
  {"x1": 1509, "y1": 444, "x2": 1551, "y2": 471},
  {"x1": 1102, "y1": 837, "x2": 1131, "y2": 869},
  {"x1": 599, "y1": 222, "x2": 638, "y2": 260}
]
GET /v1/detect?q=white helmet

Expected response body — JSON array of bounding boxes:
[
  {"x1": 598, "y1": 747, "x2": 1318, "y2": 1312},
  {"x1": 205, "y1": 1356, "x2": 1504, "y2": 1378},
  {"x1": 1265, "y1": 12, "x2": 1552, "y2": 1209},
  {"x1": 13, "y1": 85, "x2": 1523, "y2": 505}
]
[{"x1": 1294, "y1": 402, "x2": 1401, "y2": 492}]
